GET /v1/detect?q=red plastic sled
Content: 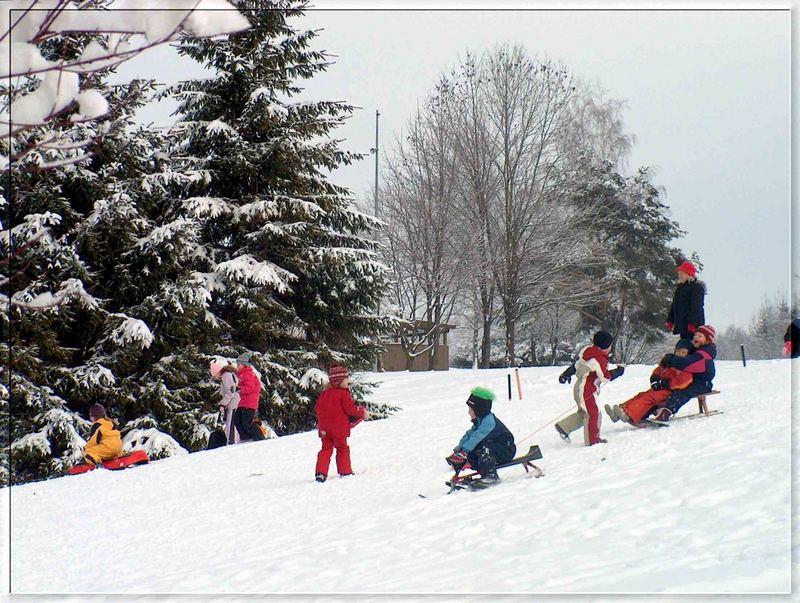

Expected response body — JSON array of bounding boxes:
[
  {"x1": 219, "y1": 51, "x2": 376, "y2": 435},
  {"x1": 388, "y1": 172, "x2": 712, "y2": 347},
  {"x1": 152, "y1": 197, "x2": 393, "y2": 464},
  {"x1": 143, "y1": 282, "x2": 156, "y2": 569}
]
[{"x1": 67, "y1": 450, "x2": 150, "y2": 475}]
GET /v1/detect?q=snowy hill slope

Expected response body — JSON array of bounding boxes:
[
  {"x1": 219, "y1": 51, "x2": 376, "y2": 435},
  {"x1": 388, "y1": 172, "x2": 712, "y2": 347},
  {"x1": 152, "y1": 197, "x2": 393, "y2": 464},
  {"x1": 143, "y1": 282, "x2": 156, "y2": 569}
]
[{"x1": 4, "y1": 360, "x2": 794, "y2": 596}]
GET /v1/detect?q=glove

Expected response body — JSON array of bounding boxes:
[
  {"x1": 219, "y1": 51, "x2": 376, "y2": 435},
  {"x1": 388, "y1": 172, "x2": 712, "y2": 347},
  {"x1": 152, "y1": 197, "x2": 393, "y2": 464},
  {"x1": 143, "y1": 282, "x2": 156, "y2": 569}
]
[
  {"x1": 609, "y1": 366, "x2": 625, "y2": 380},
  {"x1": 558, "y1": 364, "x2": 576, "y2": 384},
  {"x1": 687, "y1": 323, "x2": 696, "y2": 333},
  {"x1": 782, "y1": 341, "x2": 791, "y2": 357},
  {"x1": 651, "y1": 378, "x2": 669, "y2": 391},
  {"x1": 666, "y1": 321, "x2": 674, "y2": 332},
  {"x1": 446, "y1": 450, "x2": 468, "y2": 471}
]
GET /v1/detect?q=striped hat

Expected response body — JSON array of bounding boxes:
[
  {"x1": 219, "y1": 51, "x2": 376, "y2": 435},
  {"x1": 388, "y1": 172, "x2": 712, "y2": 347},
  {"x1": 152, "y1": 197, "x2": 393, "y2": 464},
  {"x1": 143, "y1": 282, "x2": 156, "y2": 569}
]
[
  {"x1": 696, "y1": 325, "x2": 716, "y2": 343},
  {"x1": 328, "y1": 365, "x2": 350, "y2": 387}
]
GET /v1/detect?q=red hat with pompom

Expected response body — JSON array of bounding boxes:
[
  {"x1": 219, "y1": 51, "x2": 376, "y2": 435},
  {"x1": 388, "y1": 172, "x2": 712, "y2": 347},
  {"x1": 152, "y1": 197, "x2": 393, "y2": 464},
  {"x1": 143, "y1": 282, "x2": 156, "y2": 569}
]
[
  {"x1": 328, "y1": 365, "x2": 350, "y2": 387},
  {"x1": 696, "y1": 324, "x2": 716, "y2": 343}
]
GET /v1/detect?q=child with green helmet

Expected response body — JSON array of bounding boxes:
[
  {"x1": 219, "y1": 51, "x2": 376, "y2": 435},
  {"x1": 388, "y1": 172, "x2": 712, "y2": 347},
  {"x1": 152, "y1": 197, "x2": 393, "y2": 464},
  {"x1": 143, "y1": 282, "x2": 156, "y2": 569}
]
[{"x1": 445, "y1": 387, "x2": 516, "y2": 489}]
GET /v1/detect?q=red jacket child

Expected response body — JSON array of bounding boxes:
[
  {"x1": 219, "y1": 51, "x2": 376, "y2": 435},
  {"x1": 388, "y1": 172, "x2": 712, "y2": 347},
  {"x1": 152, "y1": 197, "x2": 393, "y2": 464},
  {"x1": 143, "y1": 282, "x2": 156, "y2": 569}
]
[
  {"x1": 314, "y1": 365, "x2": 369, "y2": 482},
  {"x1": 237, "y1": 364, "x2": 261, "y2": 410},
  {"x1": 605, "y1": 339, "x2": 693, "y2": 425}
]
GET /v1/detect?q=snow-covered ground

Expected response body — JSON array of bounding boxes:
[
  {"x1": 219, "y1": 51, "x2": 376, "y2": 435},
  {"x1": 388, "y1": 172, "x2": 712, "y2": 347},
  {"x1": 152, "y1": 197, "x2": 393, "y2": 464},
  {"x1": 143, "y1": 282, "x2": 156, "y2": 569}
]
[{"x1": 3, "y1": 360, "x2": 795, "y2": 599}]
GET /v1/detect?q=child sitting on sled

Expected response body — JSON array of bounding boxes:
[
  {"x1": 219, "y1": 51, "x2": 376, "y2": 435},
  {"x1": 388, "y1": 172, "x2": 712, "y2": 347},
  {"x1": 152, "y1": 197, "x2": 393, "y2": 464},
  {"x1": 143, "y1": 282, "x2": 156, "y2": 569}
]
[
  {"x1": 446, "y1": 387, "x2": 516, "y2": 489},
  {"x1": 83, "y1": 403, "x2": 123, "y2": 466},
  {"x1": 604, "y1": 339, "x2": 694, "y2": 426}
]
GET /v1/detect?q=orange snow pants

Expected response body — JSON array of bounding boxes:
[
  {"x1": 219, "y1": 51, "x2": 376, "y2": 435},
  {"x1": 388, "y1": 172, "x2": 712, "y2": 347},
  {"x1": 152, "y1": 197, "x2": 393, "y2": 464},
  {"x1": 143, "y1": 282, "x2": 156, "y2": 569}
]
[{"x1": 621, "y1": 389, "x2": 671, "y2": 424}]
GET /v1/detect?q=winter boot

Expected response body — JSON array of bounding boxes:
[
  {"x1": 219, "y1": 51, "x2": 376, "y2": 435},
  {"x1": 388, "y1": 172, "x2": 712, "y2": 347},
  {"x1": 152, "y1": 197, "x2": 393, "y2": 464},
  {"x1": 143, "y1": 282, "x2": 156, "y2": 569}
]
[
  {"x1": 555, "y1": 424, "x2": 571, "y2": 442},
  {"x1": 604, "y1": 404, "x2": 619, "y2": 422},
  {"x1": 315, "y1": 473, "x2": 327, "y2": 483},
  {"x1": 652, "y1": 407, "x2": 673, "y2": 422},
  {"x1": 616, "y1": 405, "x2": 632, "y2": 424},
  {"x1": 471, "y1": 470, "x2": 500, "y2": 490}
]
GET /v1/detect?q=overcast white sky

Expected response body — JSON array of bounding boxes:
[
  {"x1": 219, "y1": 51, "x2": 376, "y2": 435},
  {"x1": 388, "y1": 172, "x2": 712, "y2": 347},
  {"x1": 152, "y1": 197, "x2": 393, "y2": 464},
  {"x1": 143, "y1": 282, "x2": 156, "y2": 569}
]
[{"x1": 115, "y1": 3, "x2": 792, "y2": 331}]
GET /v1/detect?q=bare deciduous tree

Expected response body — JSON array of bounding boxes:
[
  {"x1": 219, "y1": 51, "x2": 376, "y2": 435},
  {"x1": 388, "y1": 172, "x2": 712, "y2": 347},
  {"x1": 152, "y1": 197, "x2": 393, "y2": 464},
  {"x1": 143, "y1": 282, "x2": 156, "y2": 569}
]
[{"x1": 381, "y1": 97, "x2": 463, "y2": 365}]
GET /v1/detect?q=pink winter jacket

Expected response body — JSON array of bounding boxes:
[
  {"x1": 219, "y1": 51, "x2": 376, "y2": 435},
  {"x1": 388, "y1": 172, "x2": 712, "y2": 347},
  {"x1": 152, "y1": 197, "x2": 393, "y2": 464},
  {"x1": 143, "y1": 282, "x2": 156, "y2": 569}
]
[{"x1": 237, "y1": 365, "x2": 261, "y2": 410}]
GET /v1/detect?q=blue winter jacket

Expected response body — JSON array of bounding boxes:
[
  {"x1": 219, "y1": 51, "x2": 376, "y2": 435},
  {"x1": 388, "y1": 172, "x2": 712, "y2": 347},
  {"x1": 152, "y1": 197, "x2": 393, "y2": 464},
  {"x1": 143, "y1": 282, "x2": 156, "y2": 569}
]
[{"x1": 455, "y1": 413, "x2": 514, "y2": 453}]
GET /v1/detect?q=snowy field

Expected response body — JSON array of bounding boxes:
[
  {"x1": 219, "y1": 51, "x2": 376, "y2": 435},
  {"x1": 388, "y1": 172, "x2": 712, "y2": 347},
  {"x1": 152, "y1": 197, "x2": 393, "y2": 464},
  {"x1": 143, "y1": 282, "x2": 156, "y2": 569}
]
[{"x1": 3, "y1": 359, "x2": 796, "y2": 599}]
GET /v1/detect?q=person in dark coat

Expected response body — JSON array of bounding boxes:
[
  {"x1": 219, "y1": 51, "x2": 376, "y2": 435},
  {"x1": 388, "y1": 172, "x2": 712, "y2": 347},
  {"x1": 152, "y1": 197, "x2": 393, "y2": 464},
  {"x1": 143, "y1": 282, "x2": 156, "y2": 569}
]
[
  {"x1": 667, "y1": 261, "x2": 706, "y2": 339},
  {"x1": 314, "y1": 365, "x2": 370, "y2": 482},
  {"x1": 446, "y1": 387, "x2": 516, "y2": 488},
  {"x1": 652, "y1": 325, "x2": 717, "y2": 421},
  {"x1": 783, "y1": 318, "x2": 800, "y2": 359}
]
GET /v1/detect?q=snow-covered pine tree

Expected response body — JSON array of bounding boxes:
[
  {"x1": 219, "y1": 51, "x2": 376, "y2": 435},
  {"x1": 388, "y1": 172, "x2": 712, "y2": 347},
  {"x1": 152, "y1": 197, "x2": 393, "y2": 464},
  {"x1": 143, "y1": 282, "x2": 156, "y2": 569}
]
[
  {"x1": 573, "y1": 164, "x2": 688, "y2": 363},
  {"x1": 5, "y1": 81, "x2": 209, "y2": 483},
  {"x1": 165, "y1": 0, "x2": 393, "y2": 433}
]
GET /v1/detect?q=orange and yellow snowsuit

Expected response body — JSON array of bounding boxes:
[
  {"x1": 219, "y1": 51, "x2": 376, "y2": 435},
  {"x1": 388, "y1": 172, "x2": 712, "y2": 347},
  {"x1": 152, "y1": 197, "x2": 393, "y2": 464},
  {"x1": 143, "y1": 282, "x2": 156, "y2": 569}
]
[
  {"x1": 84, "y1": 418, "x2": 123, "y2": 465},
  {"x1": 620, "y1": 366, "x2": 692, "y2": 424}
]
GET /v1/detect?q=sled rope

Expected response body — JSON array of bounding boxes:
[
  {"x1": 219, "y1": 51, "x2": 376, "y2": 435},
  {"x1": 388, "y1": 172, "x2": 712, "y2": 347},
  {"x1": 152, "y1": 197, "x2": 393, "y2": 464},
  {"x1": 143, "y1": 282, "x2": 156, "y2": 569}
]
[
  {"x1": 516, "y1": 381, "x2": 608, "y2": 445},
  {"x1": 516, "y1": 406, "x2": 574, "y2": 445}
]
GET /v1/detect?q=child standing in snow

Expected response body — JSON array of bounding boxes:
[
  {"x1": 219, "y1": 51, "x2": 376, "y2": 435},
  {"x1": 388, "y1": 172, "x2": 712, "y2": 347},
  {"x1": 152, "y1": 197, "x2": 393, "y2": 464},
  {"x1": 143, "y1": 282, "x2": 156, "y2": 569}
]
[
  {"x1": 667, "y1": 260, "x2": 706, "y2": 339},
  {"x1": 554, "y1": 330, "x2": 625, "y2": 446},
  {"x1": 446, "y1": 387, "x2": 516, "y2": 488},
  {"x1": 604, "y1": 339, "x2": 694, "y2": 426},
  {"x1": 233, "y1": 352, "x2": 266, "y2": 442},
  {"x1": 83, "y1": 403, "x2": 123, "y2": 466},
  {"x1": 210, "y1": 360, "x2": 240, "y2": 444},
  {"x1": 314, "y1": 365, "x2": 370, "y2": 483}
]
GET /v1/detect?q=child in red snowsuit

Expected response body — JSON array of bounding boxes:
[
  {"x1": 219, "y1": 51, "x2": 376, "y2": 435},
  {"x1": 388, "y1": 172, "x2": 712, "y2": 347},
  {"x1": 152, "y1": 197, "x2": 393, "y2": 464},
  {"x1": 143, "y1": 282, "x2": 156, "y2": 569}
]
[
  {"x1": 604, "y1": 339, "x2": 693, "y2": 425},
  {"x1": 314, "y1": 365, "x2": 370, "y2": 482}
]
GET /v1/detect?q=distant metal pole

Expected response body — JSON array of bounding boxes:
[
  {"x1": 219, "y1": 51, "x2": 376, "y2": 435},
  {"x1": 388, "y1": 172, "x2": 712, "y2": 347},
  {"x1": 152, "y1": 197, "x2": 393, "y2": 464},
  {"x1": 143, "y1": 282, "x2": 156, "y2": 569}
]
[
  {"x1": 740, "y1": 344, "x2": 747, "y2": 367},
  {"x1": 507, "y1": 374, "x2": 512, "y2": 400},
  {"x1": 373, "y1": 110, "x2": 380, "y2": 373},
  {"x1": 374, "y1": 109, "x2": 380, "y2": 217}
]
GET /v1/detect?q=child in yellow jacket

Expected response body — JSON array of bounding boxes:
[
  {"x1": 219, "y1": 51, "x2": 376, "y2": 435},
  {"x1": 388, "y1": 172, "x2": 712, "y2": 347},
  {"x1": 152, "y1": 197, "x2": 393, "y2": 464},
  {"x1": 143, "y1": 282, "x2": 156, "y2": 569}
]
[{"x1": 84, "y1": 403, "x2": 123, "y2": 466}]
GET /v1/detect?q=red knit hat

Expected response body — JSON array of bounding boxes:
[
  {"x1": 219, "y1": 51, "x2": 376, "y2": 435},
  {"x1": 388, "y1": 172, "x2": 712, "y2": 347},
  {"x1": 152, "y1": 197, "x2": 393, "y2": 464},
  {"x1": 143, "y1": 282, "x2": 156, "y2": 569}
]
[
  {"x1": 328, "y1": 365, "x2": 350, "y2": 387},
  {"x1": 696, "y1": 324, "x2": 716, "y2": 343},
  {"x1": 676, "y1": 261, "x2": 697, "y2": 277}
]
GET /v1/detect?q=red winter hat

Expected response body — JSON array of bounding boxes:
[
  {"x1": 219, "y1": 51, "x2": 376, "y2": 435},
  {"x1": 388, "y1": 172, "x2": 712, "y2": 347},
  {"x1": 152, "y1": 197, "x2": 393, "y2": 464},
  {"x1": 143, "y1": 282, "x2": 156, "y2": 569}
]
[
  {"x1": 328, "y1": 365, "x2": 350, "y2": 387},
  {"x1": 696, "y1": 324, "x2": 716, "y2": 343},
  {"x1": 676, "y1": 261, "x2": 697, "y2": 278}
]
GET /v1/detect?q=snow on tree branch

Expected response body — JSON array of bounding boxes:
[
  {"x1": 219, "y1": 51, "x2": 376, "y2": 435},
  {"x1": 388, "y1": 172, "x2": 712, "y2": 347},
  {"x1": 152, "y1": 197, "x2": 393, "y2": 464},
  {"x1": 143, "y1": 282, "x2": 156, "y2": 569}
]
[{"x1": 1, "y1": 0, "x2": 250, "y2": 170}]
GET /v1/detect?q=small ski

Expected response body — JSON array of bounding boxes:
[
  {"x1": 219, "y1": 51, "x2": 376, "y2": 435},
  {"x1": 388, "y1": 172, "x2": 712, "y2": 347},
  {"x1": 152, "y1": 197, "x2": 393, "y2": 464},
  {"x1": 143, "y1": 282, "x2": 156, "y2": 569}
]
[{"x1": 644, "y1": 418, "x2": 670, "y2": 428}]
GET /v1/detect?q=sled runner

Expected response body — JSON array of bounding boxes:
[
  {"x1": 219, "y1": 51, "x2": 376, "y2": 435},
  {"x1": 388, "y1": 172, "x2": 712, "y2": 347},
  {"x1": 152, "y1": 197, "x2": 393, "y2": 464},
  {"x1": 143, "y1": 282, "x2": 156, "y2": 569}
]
[
  {"x1": 639, "y1": 390, "x2": 723, "y2": 428},
  {"x1": 67, "y1": 449, "x2": 150, "y2": 475}
]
